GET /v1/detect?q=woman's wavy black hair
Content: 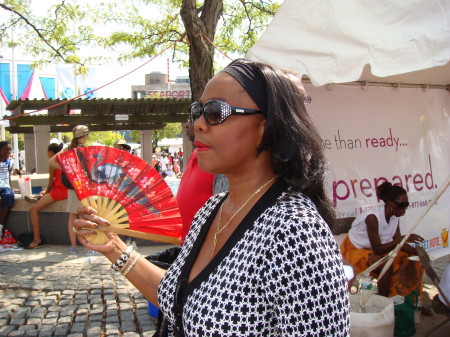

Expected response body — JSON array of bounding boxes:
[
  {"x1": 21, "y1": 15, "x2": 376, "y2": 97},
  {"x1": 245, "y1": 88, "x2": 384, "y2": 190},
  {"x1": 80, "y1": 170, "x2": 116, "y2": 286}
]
[
  {"x1": 376, "y1": 181, "x2": 407, "y2": 203},
  {"x1": 234, "y1": 60, "x2": 335, "y2": 227}
]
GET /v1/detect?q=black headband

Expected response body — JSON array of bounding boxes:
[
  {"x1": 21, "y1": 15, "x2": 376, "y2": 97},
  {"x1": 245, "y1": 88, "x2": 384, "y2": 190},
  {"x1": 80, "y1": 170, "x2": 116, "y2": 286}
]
[{"x1": 222, "y1": 59, "x2": 268, "y2": 117}]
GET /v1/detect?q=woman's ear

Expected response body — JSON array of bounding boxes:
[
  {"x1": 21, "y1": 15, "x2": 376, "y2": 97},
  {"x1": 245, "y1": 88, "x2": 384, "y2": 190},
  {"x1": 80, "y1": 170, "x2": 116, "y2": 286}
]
[
  {"x1": 256, "y1": 118, "x2": 268, "y2": 154},
  {"x1": 257, "y1": 118, "x2": 267, "y2": 143},
  {"x1": 386, "y1": 200, "x2": 393, "y2": 213}
]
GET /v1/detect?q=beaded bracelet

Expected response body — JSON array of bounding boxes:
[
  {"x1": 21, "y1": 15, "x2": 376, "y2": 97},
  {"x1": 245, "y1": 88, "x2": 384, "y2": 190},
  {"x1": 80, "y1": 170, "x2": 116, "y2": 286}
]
[
  {"x1": 111, "y1": 245, "x2": 134, "y2": 271},
  {"x1": 120, "y1": 250, "x2": 136, "y2": 274},
  {"x1": 122, "y1": 252, "x2": 141, "y2": 277}
]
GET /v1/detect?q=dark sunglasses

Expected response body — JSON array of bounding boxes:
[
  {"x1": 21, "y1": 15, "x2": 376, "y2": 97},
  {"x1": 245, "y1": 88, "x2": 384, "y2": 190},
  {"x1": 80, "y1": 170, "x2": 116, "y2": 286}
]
[
  {"x1": 189, "y1": 99, "x2": 262, "y2": 125},
  {"x1": 393, "y1": 201, "x2": 409, "y2": 209}
]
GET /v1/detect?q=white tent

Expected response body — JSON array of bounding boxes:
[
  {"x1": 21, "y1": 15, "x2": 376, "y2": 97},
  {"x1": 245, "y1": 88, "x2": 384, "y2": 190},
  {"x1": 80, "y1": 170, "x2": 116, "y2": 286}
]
[
  {"x1": 247, "y1": 0, "x2": 450, "y2": 256},
  {"x1": 159, "y1": 138, "x2": 183, "y2": 147},
  {"x1": 247, "y1": 0, "x2": 450, "y2": 87}
]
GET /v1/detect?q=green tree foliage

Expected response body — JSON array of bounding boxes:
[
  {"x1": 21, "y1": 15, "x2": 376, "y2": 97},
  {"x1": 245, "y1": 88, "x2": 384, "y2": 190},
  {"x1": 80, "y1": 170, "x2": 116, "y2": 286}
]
[
  {"x1": 152, "y1": 123, "x2": 182, "y2": 149},
  {"x1": 0, "y1": 0, "x2": 100, "y2": 73},
  {"x1": 4, "y1": 130, "x2": 24, "y2": 150},
  {"x1": 129, "y1": 130, "x2": 140, "y2": 143},
  {"x1": 0, "y1": 0, "x2": 279, "y2": 92},
  {"x1": 50, "y1": 131, "x2": 123, "y2": 147},
  {"x1": 87, "y1": 131, "x2": 123, "y2": 146}
]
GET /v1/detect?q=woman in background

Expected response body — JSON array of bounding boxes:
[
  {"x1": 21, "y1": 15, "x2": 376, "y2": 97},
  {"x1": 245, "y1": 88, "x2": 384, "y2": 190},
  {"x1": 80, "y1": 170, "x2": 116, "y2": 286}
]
[
  {"x1": 341, "y1": 181, "x2": 425, "y2": 299},
  {"x1": 25, "y1": 143, "x2": 67, "y2": 249},
  {"x1": 50, "y1": 125, "x2": 90, "y2": 254}
]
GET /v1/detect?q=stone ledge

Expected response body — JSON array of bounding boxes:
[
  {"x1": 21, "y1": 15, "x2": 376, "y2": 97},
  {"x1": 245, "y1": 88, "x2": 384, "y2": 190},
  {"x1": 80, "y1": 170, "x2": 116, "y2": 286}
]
[
  {"x1": 12, "y1": 196, "x2": 67, "y2": 212},
  {"x1": 6, "y1": 206, "x2": 158, "y2": 246}
]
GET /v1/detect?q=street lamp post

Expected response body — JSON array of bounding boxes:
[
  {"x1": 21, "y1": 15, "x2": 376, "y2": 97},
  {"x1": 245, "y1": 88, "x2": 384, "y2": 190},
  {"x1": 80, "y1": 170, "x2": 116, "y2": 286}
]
[
  {"x1": 0, "y1": 54, "x2": 5, "y2": 141},
  {"x1": 10, "y1": 45, "x2": 20, "y2": 171}
]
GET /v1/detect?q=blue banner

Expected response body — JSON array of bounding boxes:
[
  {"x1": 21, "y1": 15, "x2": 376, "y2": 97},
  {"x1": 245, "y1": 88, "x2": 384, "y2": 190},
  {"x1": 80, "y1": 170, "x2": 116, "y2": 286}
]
[
  {"x1": 39, "y1": 77, "x2": 56, "y2": 99},
  {"x1": 17, "y1": 64, "x2": 34, "y2": 99},
  {"x1": 0, "y1": 63, "x2": 12, "y2": 104}
]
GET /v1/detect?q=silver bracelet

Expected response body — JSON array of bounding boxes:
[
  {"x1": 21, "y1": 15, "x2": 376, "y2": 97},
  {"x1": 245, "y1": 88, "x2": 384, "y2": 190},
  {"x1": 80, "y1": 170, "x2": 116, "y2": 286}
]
[
  {"x1": 122, "y1": 252, "x2": 141, "y2": 277},
  {"x1": 111, "y1": 245, "x2": 134, "y2": 271}
]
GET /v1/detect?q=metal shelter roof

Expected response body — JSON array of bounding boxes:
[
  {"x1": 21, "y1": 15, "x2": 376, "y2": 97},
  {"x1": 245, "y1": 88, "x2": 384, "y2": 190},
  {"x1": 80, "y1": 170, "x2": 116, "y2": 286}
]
[{"x1": 5, "y1": 97, "x2": 191, "y2": 134}]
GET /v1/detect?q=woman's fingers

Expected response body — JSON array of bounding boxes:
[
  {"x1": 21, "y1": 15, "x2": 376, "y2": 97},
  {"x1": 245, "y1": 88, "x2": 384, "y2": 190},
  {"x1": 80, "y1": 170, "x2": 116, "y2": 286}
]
[
  {"x1": 77, "y1": 205, "x2": 97, "y2": 216},
  {"x1": 73, "y1": 217, "x2": 100, "y2": 230},
  {"x1": 74, "y1": 205, "x2": 110, "y2": 229},
  {"x1": 411, "y1": 233, "x2": 424, "y2": 241},
  {"x1": 81, "y1": 212, "x2": 111, "y2": 227},
  {"x1": 77, "y1": 230, "x2": 119, "y2": 254},
  {"x1": 407, "y1": 233, "x2": 425, "y2": 243}
]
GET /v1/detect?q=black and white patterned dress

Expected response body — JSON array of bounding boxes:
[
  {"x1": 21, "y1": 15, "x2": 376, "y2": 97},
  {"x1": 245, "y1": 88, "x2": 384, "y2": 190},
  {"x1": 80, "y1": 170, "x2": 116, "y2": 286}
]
[{"x1": 158, "y1": 180, "x2": 350, "y2": 336}]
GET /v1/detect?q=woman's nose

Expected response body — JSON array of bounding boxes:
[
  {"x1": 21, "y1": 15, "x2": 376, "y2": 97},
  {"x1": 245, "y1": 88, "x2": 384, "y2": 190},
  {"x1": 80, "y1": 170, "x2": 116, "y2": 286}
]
[{"x1": 194, "y1": 113, "x2": 208, "y2": 133}]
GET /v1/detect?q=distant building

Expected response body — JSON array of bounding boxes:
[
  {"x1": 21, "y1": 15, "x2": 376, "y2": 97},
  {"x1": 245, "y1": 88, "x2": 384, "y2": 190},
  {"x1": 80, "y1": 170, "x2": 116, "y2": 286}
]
[{"x1": 131, "y1": 71, "x2": 191, "y2": 99}]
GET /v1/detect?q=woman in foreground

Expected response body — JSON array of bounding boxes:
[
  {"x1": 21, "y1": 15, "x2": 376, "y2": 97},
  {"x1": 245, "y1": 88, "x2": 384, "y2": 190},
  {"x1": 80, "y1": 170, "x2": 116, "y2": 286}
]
[{"x1": 73, "y1": 59, "x2": 350, "y2": 336}]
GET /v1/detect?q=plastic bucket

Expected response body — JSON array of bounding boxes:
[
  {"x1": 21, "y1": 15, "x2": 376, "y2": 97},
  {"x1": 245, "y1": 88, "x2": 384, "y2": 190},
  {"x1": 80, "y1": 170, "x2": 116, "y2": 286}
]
[
  {"x1": 18, "y1": 176, "x2": 32, "y2": 196},
  {"x1": 31, "y1": 186, "x2": 42, "y2": 195},
  {"x1": 148, "y1": 301, "x2": 159, "y2": 318},
  {"x1": 350, "y1": 294, "x2": 395, "y2": 337}
]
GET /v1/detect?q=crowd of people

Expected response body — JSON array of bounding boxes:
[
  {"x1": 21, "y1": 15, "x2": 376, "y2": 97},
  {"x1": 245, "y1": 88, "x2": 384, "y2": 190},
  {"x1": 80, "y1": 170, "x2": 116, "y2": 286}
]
[{"x1": 152, "y1": 151, "x2": 183, "y2": 179}]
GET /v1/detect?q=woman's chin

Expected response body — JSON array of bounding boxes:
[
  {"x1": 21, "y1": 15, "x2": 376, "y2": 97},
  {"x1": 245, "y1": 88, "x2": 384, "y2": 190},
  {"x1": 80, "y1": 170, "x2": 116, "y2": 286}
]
[{"x1": 197, "y1": 161, "x2": 221, "y2": 175}]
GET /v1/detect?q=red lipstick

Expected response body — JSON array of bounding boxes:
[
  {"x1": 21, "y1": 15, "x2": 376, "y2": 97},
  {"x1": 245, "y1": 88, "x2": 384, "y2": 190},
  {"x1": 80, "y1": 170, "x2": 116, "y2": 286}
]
[{"x1": 194, "y1": 141, "x2": 211, "y2": 151}]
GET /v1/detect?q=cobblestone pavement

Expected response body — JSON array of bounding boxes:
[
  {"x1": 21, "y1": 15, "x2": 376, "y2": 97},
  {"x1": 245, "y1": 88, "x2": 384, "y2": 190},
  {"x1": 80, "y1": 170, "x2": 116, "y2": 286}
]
[
  {"x1": 0, "y1": 245, "x2": 173, "y2": 337},
  {"x1": 0, "y1": 245, "x2": 448, "y2": 336}
]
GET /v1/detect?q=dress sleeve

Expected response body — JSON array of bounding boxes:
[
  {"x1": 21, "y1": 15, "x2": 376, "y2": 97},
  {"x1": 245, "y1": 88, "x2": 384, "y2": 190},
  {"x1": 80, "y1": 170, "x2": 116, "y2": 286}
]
[{"x1": 262, "y1": 202, "x2": 349, "y2": 336}]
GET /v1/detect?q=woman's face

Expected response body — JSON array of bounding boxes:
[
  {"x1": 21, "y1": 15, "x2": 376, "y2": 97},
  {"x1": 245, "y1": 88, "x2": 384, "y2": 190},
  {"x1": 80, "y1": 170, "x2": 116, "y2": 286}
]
[
  {"x1": 78, "y1": 135, "x2": 88, "y2": 145},
  {"x1": 390, "y1": 193, "x2": 409, "y2": 217},
  {"x1": 193, "y1": 73, "x2": 267, "y2": 175}
]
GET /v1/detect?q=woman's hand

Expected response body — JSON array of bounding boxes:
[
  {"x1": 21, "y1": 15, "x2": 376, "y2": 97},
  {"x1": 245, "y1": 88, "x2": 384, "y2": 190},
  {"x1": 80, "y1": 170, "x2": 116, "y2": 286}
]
[
  {"x1": 73, "y1": 206, "x2": 127, "y2": 260},
  {"x1": 403, "y1": 233, "x2": 424, "y2": 244}
]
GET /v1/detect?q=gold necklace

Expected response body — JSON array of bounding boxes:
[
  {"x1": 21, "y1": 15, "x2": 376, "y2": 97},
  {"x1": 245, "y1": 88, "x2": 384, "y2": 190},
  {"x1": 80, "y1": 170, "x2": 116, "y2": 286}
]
[{"x1": 212, "y1": 177, "x2": 276, "y2": 257}]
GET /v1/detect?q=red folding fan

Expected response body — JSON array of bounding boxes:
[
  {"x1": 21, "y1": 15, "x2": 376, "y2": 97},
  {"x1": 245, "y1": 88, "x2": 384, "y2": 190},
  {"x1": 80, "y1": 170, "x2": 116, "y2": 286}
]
[{"x1": 56, "y1": 146, "x2": 182, "y2": 245}]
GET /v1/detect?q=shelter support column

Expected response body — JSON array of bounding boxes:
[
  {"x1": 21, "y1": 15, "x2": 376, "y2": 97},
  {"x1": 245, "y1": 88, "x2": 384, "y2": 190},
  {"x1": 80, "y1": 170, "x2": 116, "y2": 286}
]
[
  {"x1": 33, "y1": 125, "x2": 51, "y2": 174},
  {"x1": 140, "y1": 130, "x2": 153, "y2": 165},
  {"x1": 24, "y1": 133, "x2": 36, "y2": 174},
  {"x1": 182, "y1": 122, "x2": 193, "y2": 169}
]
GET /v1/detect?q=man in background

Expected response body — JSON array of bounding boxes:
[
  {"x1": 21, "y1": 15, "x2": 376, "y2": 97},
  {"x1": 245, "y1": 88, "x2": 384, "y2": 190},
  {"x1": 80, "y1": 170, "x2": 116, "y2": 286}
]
[
  {"x1": 0, "y1": 141, "x2": 14, "y2": 240},
  {"x1": 113, "y1": 139, "x2": 131, "y2": 152}
]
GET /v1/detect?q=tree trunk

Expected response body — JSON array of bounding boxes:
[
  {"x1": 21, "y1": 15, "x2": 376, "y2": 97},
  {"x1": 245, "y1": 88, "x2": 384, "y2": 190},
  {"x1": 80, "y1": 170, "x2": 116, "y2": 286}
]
[{"x1": 180, "y1": 0, "x2": 223, "y2": 101}]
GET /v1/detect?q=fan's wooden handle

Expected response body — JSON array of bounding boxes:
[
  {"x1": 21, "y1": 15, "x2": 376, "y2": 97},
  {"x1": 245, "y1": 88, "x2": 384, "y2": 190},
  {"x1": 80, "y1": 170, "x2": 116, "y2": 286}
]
[{"x1": 98, "y1": 225, "x2": 181, "y2": 245}]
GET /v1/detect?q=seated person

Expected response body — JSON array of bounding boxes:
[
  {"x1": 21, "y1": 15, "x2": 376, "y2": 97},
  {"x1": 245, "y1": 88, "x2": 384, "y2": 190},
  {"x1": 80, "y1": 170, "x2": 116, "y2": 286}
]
[
  {"x1": 25, "y1": 143, "x2": 68, "y2": 249},
  {"x1": 340, "y1": 182, "x2": 425, "y2": 299},
  {"x1": 0, "y1": 141, "x2": 14, "y2": 240}
]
